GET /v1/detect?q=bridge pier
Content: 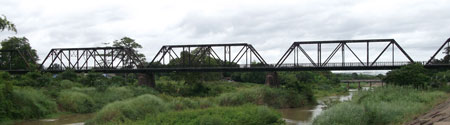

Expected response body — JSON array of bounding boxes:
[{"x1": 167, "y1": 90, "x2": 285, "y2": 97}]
[
  {"x1": 137, "y1": 73, "x2": 155, "y2": 88},
  {"x1": 265, "y1": 72, "x2": 279, "y2": 87}
]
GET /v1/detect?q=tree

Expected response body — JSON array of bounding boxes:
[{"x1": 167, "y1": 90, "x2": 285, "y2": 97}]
[
  {"x1": 0, "y1": 37, "x2": 38, "y2": 69},
  {"x1": 112, "y1": 37, "x2": 146, "y2": 62},
  {"x1": 0, "y1": 15, "x2": 16, "y2": 33},
  {"x1": 168, "y1": 48, "x2": 223, "y2": 83},
  {"x1": 383, "y1": 63, "x2": 430, "y2": 89}
]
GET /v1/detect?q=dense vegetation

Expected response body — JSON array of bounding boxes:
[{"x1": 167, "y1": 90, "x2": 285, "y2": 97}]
[
  {"x1": 313, "y1": 87, "x2": 447, "y2": 125},
  {"x1": 313, "y1": 63, "x2": 450, "y2": 125}
]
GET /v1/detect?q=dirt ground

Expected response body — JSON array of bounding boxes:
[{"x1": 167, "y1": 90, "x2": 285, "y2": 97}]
[{"x1": 406, "y1": 97, "x2": 450, "y2": 125}]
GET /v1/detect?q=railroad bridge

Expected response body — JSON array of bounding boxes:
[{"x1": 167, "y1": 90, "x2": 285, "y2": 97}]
[{"x1": 2, "y1": 38, "x2": 450, "y2": 86}]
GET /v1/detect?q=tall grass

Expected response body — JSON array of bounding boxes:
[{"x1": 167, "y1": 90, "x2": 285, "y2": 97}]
[
  {"x1": 9, "y1": 87, "x2": 57, "y2": 119},
  {"x1": 216, "y1": 86, "x2": 313, "y2": 108},
  {"x1": 87, "y1": 94, "x2": 168, "y2": 124},
  {"x1": 130, "y1": 105, "x2": 284, "y2": 125},
  {"x1": 57, "y1": 91, "x2": 95, "y2": 113},
  {"x1": 313, "y1": 87, "x2": 447, "y2": 125},
  {"x1": 69, "y1": 86, "x2": 158, "y2": 110}
]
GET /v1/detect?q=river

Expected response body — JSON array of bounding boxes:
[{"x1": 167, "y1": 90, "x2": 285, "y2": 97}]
[
  {"x1": 14, "y1": 113, "x2": 94, "y2": 125},
  {"x1": 278, "y1": 88, "x2": 363, "y2": 125}
]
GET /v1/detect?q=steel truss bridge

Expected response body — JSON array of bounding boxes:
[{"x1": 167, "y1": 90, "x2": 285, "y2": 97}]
[{"x1": 2, "y1": 38, "x2": 450, "y2": 74}]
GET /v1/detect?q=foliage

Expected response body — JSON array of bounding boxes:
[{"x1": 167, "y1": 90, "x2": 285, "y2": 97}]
[
  {"x1": 217, "y1": 86, "x2": 314, "y2": 108},
  {"x1": 313, "y1": 102, "x2": 368, "y2": 125},
  {"x1": 0, "y1": 15, "x2": 16, "y2": 33},
  {"x1": 383, "y1": 63, "x2": 430, "y2": 88},
  {"x1": 79, "y1": 71, "x2": 107, "y2": 87},
  {"x1": 57, "y1": 91, "x2": 95, "y2": 113},
  {"x1": 57, "y1": 70, "x2": 78, "y2": 81},
  {"x1": 88, "y1": 94, "x2": 168, "y2": 124},
  {"x1": 155, "y1": 80, "x2": 212, "y2": 97},
  {"x1": 313, "y1": 87, "x2": 447, "y2": 125},
  {"x1": 132, "y1": 105, "x2": 284, "y2": 125},
  {"x1": 112, "y1": 37, "x2": 146, "y2": 62},
  {"x1": 17, "y1": 71, "x2": 53, "y2": 87},
  {"x1": 6, "y1": 87, "x2": 57, "y2": 119},
  {"x1": 58, "y1": 80, "x2": 82, "y2": 89},
  {"x1": 0, "y1": 37, "x2": 38, "y2": 69}
]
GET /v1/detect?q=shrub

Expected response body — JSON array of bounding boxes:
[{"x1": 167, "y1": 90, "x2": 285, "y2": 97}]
[
  {"x1": 217, "y1": 86, "x2": 312, "y2": 108},
  {"x1": 57, "y1": 91, "x2": 95, "y2": 113},
  {"x1": 17, "y1": 71, "x2": 53, "y2": 87},
  {"x1": 9, "y1": 87, "x2": 57, "y2": 119},
  {"x1": 166, "y1": 97, "x2": 216, "y2": 110},
  {"x1": 313, "y1": 87, "x2": 447, "y2": 125},
  {"x1": 88, "y1": 94, "x2": 167, "y2": 124},
  {"x1": 57, "y1": 70, "x2": 78, "y2": 81},
  {"x1": 313, "y1": 102, "x2": 368, "y2": 125},
  {"x1": 59, "y1": 80, "x2": 82, "y2": 89},
  {"x1": 134, "y1": 105, "x2": 284, "y2": 125}
]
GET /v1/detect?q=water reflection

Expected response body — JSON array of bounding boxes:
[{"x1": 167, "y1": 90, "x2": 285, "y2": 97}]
[
  {"x1": 15, "y1": 113, "x2": 94, "y2": 125},
  {"x1": 279, "y1": 88, "x2": 365, "y2": 125}
]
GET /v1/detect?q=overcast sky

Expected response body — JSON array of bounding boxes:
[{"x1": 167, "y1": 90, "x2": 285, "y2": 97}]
[{"x1": 1, "y1": 0, "x2": 449, "y2": 66}]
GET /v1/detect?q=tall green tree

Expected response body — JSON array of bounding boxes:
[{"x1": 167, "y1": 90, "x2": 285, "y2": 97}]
[
  {"x1": 0, "y1": 37, "x2": 38, "y2": 69},
  {"x1": 112, "y1": 37, "x2": 146, "y2": 62},
  {"x1": 0, "y1": 15, "x2": 16, "y2": 33},
  {"x1": 383, "y1": 63, "x2": 430, "y2": 89},
  {"x1": 168, "y1": 48, "x2": 223, "y2": 83}
]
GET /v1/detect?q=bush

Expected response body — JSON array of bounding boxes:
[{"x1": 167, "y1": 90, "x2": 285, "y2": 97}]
[
  {"x1": 313, "y1": 87, "x2": 447, "y2": 125},
  {"x1": 217, "y1": 86, "x2": 312, "y2": 108},
  {"x1": 156, "y1": 80, "x2": 211, "y2": 97},
  {"x1": 57, "y1": 70, "x2": 78, "y2": 81},
  {"x1": 17, "y1": 71, "x2": 53, "y2": 87},
  {"x1": 9, "y1": 87, "x2": 57, "y2": 119},
  {"x1": 57, "y1": 91, "x2": 95, "y2": 113},
  {"x1": 313, "y1": 102, "x2": 368, "y2": 125},
  {"x1": 166, "y1": 97, "x2": 216, "y2": 110},
  {"x1": 133, "y1": 105, "x2": 284, "y2": 125},
  {"x1": 88, "y1": 94, "x2": 167, "y2": 124},
  {"x1": 59, "y1": 80, "x2": 82, "y2": 89}
]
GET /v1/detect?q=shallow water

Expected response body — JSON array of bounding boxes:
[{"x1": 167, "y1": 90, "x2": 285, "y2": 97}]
[
  {"x1": 15, "y1": 113, "x2": 94, "y2": 125},
  {"x1": 278, "y1": 88, "x2": 365, "y2": 125}
]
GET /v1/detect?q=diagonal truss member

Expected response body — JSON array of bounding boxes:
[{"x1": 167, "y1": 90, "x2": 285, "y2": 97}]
[
  {"x1": 0, "y1": 49, "x2": 35, "y2": 70},
  {"x1": 427, "y1": 38, "x2": 450, "y2": 64},
  {"x1": 275, "y1": 39, "x2": 414, "y2": 67},
  {"x1": 39, "y1": 47, "x2": 144, "y2": 70},
  {"x1": 148, "y1": 43, "x2": 267, "y2": 67}
]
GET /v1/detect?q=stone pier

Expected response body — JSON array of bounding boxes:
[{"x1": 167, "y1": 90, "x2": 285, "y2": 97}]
[
  {"x1": 265, "y1": 72, "x2": 279, "y2": 87},
  {"x1": 137, "y1": 73, "x2": 155, "y2": 88}
]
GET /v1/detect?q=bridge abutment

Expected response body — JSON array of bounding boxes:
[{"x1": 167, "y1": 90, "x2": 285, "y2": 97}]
[
  {"x1": 265, "y1": 72, "x2": 279, "y2": 87},
  {"x1": 137, "y1": 73, "x2": 155, "y2": 88}
]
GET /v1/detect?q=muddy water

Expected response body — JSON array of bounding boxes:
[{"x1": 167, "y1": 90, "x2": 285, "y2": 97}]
[
  {"x1": 15, "y1": 113, "x2": 95, "y2": 125},
  {"x1": 279, "y1": 88, "x2": 363, "y2": 125}
]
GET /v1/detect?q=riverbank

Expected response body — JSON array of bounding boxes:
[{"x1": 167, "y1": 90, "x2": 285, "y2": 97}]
[
  {"x1": 6, "y1": 82, "x2": 350, "y2": 125},
  {"x1": 406, "y1": 96, "x2": 450, "y2": 125},
  {"x1": 312, "y1": 87, "x2": 448, "y2": 125}
]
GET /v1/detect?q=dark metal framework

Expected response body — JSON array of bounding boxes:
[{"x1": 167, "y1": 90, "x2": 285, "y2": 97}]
[
  {"x1": 39, "y1": 47, "x2": 144, "y2": 70},
  {"x1": 0, "y1": 49, "x2": 34, "y2": 70},
  {"x1": 427, "y1": 38, "x2": 450, "y2": 64},
  {"x1": 275, "y1": 39, "x2": 414, "y2": 67},
  {"x1": 148, "y1": 43, "x2": 267, "y2": 68}
]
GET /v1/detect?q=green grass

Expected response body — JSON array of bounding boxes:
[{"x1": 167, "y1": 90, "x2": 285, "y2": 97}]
[
  {"x1": 216, "y1": 86, "x2": 314, "y2": 108},
  {"x1": 313, "y1": 86, "x2": 448, "y2": 125},
  {"x1": 9, "y1": 87, "x2": 57, "y2": 119},
  {"x1": 57, "y1": 91, "x2": 95, "y2": 113},
  {"x1": 129, "y1": 105, "x2": 284, "y2": 125},
  {"x1": 87, "y1": 94, "x2": 168, "y2": 124}
]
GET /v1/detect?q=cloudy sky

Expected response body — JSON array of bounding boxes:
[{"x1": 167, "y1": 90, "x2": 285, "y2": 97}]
[{"x1": 1, "y1": 0, "x2": 449, "y2": 66}]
